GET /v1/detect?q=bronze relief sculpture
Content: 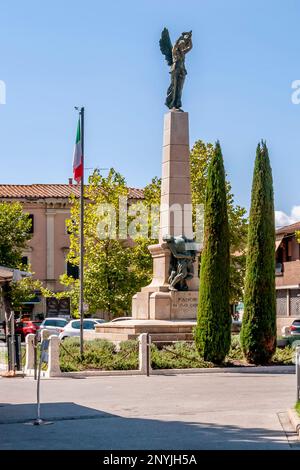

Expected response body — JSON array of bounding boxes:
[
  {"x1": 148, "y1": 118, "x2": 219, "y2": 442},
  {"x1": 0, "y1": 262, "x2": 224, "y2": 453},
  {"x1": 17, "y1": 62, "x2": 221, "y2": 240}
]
[
  {"x1": 163, "y1": 235, "x2": 197, "y2": 291},
  {"x1": 159, "y1": 28, "x2": 192, "y2": 110}
]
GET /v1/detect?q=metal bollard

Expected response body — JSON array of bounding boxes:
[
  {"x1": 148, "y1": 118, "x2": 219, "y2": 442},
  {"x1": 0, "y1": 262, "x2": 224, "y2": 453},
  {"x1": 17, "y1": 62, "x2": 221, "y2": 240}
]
[
  {"x1": 34, "y1": 332, "x2": 38, "y2": 380},
  {"x1": 25, "y1": 338, "x2": 53, "y2": 426},
  {"x1": 146, "y1": 333, "x2": 151, "y2": 377},
  {"x1": 296, "y1": 346, "x2": 300, "y2": 402}
]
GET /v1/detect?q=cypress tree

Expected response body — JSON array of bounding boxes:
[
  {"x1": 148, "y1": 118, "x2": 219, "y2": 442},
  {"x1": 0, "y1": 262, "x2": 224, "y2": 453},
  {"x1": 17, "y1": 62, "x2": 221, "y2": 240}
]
[
  {"x1": 195, "y1": 141, "x2": 231, "y2": 363},
  {"x1": 240, "y1": 141, "x2": 276, "y2": 364}
]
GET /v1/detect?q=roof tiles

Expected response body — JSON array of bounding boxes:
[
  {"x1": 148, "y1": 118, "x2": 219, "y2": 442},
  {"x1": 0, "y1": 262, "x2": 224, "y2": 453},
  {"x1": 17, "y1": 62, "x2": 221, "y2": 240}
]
[{"x1": 0, "y1": 184, "x2": 144, "y2": 200}]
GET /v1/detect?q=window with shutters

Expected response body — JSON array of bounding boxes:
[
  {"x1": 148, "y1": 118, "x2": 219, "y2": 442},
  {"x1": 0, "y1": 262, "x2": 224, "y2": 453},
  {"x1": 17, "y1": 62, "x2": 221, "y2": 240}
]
[
  {"x1": 276, "y1": 290, "x2": 287, "y2": 317},
  {"x1": 290, "y1": 289, "x2": 300, "y2": 317}
]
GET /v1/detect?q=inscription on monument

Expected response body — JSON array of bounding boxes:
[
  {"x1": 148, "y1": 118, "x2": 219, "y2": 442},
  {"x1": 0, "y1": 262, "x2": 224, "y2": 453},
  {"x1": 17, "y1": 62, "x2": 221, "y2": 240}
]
[{"x1": 171, "y1": 291, "x2": 198, "y2": 319}]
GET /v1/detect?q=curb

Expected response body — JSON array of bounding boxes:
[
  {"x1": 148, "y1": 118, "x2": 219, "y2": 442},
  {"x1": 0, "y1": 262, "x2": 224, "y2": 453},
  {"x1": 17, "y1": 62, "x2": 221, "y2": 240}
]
[
  {"x1": 151, "y1": 365, "x2": 295, "y2": 375},
  {"x1": 288, "y1": 408, "x2": 300, "y2": 437},
  {"x1": 60, "y1": 370, "x2": 144, "y2": 378}
]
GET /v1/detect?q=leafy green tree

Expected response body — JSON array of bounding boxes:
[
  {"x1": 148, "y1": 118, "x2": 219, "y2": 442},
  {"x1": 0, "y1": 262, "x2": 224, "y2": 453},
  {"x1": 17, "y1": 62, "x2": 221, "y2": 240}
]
[
  {"x1": 131, "y1": 176, "x2": 162, "y2": 283},
  {"x1": 0, "y1": 203, "x2": 42, "y2": 320},
  {"x1": 195, "y1": 141, "x2": 231, "y2": 363},
  {"x1": 190, "y1": 140, "x2": 248, "y2": 304},
  {"x1": 240, "y1": 142, "x2": 276, "y2": 364},
  {"x1": 62, "y1": 169, "x2": 155, "y2": 319},
  {"x1": 0, "y1": 202, "x2": 32, "y2": 268}
]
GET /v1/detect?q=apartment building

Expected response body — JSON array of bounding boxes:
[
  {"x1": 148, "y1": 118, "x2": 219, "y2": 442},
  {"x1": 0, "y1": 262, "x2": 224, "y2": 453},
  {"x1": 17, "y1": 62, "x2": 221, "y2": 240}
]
[{"x1": 275, "y1": 221, "x2": 300, "y2": 330}]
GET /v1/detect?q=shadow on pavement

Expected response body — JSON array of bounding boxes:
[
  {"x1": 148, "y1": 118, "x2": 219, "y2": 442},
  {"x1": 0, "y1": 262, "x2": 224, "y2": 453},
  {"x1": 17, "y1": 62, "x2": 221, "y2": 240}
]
[{"x1": 0, "y1": 401, "x2": 292, "y2": 450}]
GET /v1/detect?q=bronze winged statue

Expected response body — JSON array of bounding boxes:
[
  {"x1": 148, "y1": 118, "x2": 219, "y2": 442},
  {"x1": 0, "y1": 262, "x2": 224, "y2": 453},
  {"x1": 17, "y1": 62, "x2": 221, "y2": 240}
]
[{"x1": 159, "y1": 28, "x2": 192, "y2": 110}]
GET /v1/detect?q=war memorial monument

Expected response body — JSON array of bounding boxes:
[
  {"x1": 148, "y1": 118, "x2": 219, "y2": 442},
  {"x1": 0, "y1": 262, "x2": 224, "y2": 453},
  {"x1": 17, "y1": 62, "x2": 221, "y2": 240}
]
[{"x1": 95, "y1": 29, "x2": 200, "y2": 341}]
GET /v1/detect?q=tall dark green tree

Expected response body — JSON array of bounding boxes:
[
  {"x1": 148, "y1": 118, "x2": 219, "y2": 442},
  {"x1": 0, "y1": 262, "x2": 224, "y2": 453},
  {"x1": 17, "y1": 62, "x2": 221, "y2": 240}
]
[
  {"x1": 195, "y1": 141, "x2": 231, "y2": 363},
  {"x1": 240, "y1": 142, "x2": 276, "y2": 364}
]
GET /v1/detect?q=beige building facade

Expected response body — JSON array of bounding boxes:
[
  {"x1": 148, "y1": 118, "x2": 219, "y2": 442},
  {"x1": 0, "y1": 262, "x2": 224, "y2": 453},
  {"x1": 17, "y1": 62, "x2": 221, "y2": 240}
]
[{"x1": 0, "y1": 184, "x2": 144, "y2": 319}]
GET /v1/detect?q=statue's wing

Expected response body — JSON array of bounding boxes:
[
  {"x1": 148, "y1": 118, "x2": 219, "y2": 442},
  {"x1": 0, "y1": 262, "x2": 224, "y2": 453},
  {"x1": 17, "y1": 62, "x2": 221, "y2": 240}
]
[{"x1": 159, "y1": 28, "x2": 173, "y2": 66}]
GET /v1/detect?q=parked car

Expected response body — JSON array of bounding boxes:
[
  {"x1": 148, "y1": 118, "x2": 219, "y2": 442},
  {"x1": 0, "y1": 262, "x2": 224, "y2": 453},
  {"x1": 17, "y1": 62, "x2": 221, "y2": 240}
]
[
  {"x1": 0, "y1": 321, "x2": 6, "y2": 342},
  {"x1": 110, "y1": 316, "x2": 133, "y2": 322},
  {"x1": 290, "y1": 319, "x2": 300, "y2": 336},
  {"x1": 59, "y1": 318, "x2": 106, "y2": 340},
  {"x1": 15, "y1": 320, "x2": 41, "y2": 341},
  {"x1": 38, "y1": 317, "x2": 69, "y2": 340}
]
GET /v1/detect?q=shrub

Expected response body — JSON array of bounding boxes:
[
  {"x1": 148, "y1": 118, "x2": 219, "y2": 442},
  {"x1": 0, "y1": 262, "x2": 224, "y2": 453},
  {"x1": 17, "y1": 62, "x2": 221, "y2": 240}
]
[
  {"x1": 151, "y1": 342, "x2": 214, "y2": 369},
  {"x1": 59, "y1": 338, "x2": 138, "y2": 372}
]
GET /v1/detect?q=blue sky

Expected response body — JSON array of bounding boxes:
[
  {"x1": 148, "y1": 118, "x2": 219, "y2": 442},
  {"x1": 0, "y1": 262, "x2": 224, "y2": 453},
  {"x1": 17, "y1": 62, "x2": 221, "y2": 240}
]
[{"x1": 0, "y1": 0, "x2": 300, "y2": 221}]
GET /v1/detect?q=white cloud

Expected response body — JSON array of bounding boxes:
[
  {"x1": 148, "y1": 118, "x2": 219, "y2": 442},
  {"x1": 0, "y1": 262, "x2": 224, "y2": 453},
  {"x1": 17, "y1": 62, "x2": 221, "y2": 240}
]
[
  {"x1": 275, "y1": 206, "x2": 300, "y2": 228},
  {"x1": 291, "y1": 206, "x2": 300, "y2": 221}
]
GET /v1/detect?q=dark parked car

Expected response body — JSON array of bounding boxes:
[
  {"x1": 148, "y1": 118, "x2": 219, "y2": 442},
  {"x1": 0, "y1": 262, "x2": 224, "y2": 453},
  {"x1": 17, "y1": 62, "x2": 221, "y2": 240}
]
[
  {"x1": 15, "y1": 320, "x2": 41, "y2": 341},
  {"x1": 290, "y1": 319, "x2": 300, "y2": 336}
]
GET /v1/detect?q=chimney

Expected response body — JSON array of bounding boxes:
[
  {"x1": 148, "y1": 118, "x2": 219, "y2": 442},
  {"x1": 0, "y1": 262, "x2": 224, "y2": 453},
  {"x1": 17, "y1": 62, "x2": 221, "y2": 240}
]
[{"x1": 68, "y1": 178, "x2": 73, "y2": 186}]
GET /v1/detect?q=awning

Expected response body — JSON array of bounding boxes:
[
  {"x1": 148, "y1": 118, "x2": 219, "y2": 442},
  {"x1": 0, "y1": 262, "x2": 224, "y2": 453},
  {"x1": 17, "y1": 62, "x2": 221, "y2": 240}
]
[
  {"x1": 275, "y1": 236, "x2": 284, "y2": 252},
  {"x1": 0, "y1": 266, "x2": 32, "y2": 283}
]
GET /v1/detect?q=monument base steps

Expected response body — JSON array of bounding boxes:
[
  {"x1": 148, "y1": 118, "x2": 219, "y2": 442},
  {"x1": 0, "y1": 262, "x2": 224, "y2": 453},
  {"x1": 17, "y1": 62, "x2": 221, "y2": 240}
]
[{"x1": 94, "y1": 319, "x2": 196, "y2": 343}]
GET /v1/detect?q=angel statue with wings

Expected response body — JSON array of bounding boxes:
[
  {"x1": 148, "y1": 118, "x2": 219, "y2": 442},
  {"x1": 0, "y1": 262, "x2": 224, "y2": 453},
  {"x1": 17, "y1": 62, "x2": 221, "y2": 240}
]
[{"x1": 159, "y1": 28, "x2": 192, "y2": 110}]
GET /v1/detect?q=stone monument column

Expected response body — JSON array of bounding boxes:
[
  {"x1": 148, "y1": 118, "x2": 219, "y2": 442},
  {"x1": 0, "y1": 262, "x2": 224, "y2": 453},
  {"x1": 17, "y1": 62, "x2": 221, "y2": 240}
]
[
  {"x1": 159, "y1": 110, "x2": 193, "y2": 243},
  {"x1": 132, "y1": 109, "x2": 199, "y2": 320}
]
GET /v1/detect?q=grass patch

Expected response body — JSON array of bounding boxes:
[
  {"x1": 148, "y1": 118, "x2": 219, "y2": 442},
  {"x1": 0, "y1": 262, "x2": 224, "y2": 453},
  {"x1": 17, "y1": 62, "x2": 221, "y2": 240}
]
[{"x1": 295, "y1": 402, "x2": 300, "y2": 417}]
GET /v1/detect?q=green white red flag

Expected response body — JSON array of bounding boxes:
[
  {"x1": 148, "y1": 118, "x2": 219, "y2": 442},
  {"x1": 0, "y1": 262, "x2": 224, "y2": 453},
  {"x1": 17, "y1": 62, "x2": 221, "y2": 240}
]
[{"x1": 73, "y1": 118, "x2": 83, "y2": 183}]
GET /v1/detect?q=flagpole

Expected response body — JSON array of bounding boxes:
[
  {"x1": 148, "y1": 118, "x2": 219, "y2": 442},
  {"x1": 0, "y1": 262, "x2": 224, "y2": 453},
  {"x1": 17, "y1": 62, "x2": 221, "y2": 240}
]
[{"x1": 79, "y1": 106, "x2": 84, "y2": 359}]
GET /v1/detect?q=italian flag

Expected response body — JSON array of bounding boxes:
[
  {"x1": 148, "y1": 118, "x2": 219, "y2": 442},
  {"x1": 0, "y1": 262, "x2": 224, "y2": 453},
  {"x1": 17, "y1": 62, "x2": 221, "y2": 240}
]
[{"x1": 73, "y1": 118, "x2": 83, "y2": 183}]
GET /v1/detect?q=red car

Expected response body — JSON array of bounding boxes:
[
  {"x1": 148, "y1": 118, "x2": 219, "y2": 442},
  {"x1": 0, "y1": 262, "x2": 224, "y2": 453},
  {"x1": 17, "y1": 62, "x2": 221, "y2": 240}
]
[{"x1": 15, "y1": 320, "x2": 41, "y2": 340}]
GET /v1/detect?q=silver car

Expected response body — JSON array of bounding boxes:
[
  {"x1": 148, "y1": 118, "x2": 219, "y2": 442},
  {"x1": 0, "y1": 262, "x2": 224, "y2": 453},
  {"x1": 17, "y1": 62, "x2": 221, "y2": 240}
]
[
  {"x1": 39, "y1": 317, "x2": 69, "y2": 339},
  {"x1": 59, "y1": 318, "x2": 105, "y2": 340}
]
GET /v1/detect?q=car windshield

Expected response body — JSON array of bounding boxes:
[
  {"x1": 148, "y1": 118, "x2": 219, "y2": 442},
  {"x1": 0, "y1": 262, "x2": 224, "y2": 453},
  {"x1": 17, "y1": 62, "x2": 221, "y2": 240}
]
[
  {"x1": 292, "y1": 320, "x2": 300, "y2": 326},
  {"x1": 44, "y1": 319, "x2": 67, "y2": 327}
]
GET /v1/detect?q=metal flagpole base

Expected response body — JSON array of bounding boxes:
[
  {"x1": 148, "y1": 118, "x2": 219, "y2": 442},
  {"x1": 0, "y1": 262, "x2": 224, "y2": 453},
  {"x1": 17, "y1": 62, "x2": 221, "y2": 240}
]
[{"x1": 25, "y1": 418, "x2": 53, "y2": 426}]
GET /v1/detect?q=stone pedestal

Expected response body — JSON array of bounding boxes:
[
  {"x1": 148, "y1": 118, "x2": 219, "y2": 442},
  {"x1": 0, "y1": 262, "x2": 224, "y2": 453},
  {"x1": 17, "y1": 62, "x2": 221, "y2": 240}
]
[
  {"x1": 160, "y1": 110, "x2": 193, "y2": 243},
  {"x1": 95, "y1": 110, "x2": 200, "y2": 342},
  {"x1": 132, "y1": 110, "x2": 199, "y2": 321}
]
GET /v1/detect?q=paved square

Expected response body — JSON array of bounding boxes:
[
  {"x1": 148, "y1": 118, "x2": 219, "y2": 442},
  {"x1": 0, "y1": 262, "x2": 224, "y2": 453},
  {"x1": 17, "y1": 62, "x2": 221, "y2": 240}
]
[{"x1": 0, "y1": 370, "x2": 297, "y2": 449}]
